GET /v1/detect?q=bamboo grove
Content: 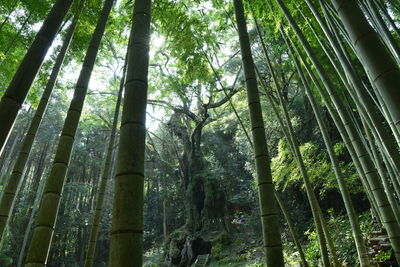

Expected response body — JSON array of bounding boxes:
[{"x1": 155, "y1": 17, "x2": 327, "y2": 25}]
[{"x1": 0, "y1": 0, "x2": 399, "y2": 266}]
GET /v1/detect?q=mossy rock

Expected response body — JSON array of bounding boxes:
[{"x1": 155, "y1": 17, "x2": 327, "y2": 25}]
[
  {"x1": 166, "y1": 228, "x2": 188, "y2": 244},
  {"x1": 210, "y1": 231, "x2": 231, "y2": 260},
  {"x1": 163, "y1": 229, "x2": 189, "y2": 265},
  {"x1": 164, "y1": 228, "x2": 188, "y2": 252},
  {"x1": 211, "y1": 243, "x2": 224, "y2": 259}
]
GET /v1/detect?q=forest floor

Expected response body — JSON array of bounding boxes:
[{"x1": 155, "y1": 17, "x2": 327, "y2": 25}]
[{"x1": 143, "y1": 229, "x2": 302, "y2": 267}]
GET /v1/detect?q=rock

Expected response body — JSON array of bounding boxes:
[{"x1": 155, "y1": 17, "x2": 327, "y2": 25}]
[
  {"x1": 180, "y1": 236, "x2": 212, "y2": 266},
  {"x1": 164, "y1": 232, "x2": 211, "y2": 267}
]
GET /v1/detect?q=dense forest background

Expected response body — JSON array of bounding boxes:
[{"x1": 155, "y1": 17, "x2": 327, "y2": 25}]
[{"x1": 0, "y1": 0, "x2": 399, "y2": 266}]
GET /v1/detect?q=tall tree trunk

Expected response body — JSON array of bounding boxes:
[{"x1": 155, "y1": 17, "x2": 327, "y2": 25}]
[
  {"x1": 217, "y1": 67, "x2": 308, "y2": 266},
  {"x1": 375, "y1": 0, "x2": 400, "y2": 39},
  {"x1": 16, "y1": 142, "x2": 53, "y2": 265},
  {"x1": 0, "y1": 0, "x2": 74, "y2": 154},
  {"x1": 24, "y1": 1, "x2": 114, "y2": 266},
  {"x1": 362, "y1": 118, "x2": 400, "y2": 224},
  {"x1": 213, "y1": 64, "x2": 308, "y2": 266},
  {"x1": 291, "y1": 36, "x2": 383, "y2": 226},
  {"x1": 185, "y1": 127, "x2": 206, "y2": 232},
  {"x1": 1, "y1": 12, "x2": 33, "y2": 60},
  {"x1": 0, "y1": 9, "x2": 81, "y2": 242},
  {"x1": 364, "y1": 0, "x2": 400, "y2": 64},
  {"x1": 308, "y1": 0, "x2": 400, "y2": 191},
  {"x1": 274, "y1": 0, "x2": 400, "y2": 262},
  {"x1": 274, "y1": 190, "x2": 308, "y2": 267},
  {"x1": 0, "y1": 0, "x2": 19, "y2": 34},
  {"x1": 17, "y1": 176, "x2": 46, "y2": 267},
  {"x1": 319, "y1": 1, "x2": 400, "y2": 190},
  {"x1": 252, "y1": 12, "x2": 332, "y2": 265},
  {"x1": 84, "y1": 49, "x2": 127, "y2": 267},
  {"x1": 282, "y1": 28, "x2": 370, "y2": 266},
  {"x1": 109, "y1": 0, "x2": 151, "y2": 265},
  {"x1": 260, "y1": 71, "x2": 334, "y2": 266},
  {"x1": 233, "y1": 0, "x2": 284, "y2": 266},
  {"x1": 331, "y1": 0, "x2": 400, "y2": 137}
]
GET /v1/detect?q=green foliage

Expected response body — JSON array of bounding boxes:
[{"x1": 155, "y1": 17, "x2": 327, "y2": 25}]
[
  {"x1": 303, "y1": 211, "x2": 377, "y2": 266},
  {"x1": 152, "y1": 0, "x2": 216, "y2": 84},
  {"x1": 303, "y1": 228, "x2": 321, "y2": 266},
  {"x1": 212, "y1": 231, "x2": 231, "y2": 246},
  {"x1": 211, "y1": 231, "x2": 231, "y2": 259},
  {"x1": 282, "y1": 242, "x2": 303, "y2": 266},
  {"x1": 212, "y1": 243, "x2": 224, "y2": 259},
  {"x1": 271, "y1": 138, "x2": 362, "y2": 196},
  {"x1": 0, "y1": 253, "x2": 12, "y2": 266},
  {"x1": 373, "y1": 250, "x2": 392, "y2": 262},
  {"x1": 143, "y1": 247, "x2": 164, "y2": 267}
]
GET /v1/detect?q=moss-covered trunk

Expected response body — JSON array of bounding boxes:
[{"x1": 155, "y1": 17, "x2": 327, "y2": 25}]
[{"x1": 185, "y1": 133, "x2": 206, "y2": 233}]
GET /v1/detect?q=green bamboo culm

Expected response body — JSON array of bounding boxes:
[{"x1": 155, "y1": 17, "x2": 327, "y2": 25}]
[
  {"x1": 274, "y1": 0, "x2": 400, "y2": 261},
  {"x1": 251, "y1": 9, "x2": 332, "y2": 264},
  {"x1": 289, "y1": 34, "x2": 383, "y2": 226},
  {"x1": 274, "y1": 191, "x2": 308, "y2": 267},
  {"x1": 283, "y1": 31, "x2": 370, "y2": 266},
  {"x1": 319, "y1": 0, "x2": 400, "y2": 152},
  {"x1": 306, "y1": 0, "x2": 400, "y2": 191},
  {"x1": 258, "y1": 68, "x2": 331, "y2": 266},
  {"x1": 109, "y1": 0, "x2": 151, "y2": 265},
  {"x1": 271, "y1": 76, "x2": 335, "y2": 267},
  {"x1": 0, "y1": 0, "x2": 74, "y2": 154},
  {"x1": 374, "y1": 0, "x2": 400, "y2": 40},
  {"x1": 218, "y1": 70, "x2": 308, "y2": 267},
  {"x1": 24, "y1": 0, "x2": 114, "y2": 266},
  {"x1": 211, "y1": 63, "x2": 308, "y2": 267},
  {"x1": 331, "y1": 0, "x2": 400, "y2": 135},
  {"x1": 233, "y1": 0, "x2": 284, "y2": 266},
  {"x1": 315, "y1": 0, "x2": 400, "y2": 192},
  {"x1": 361, "y1": 117, "x2": 400, "y2": 224},
  {"x1": 0, "y1": 1, "x2": 84, "y2": 243},
  {"x1": 84, "y1": 50, "x2": 128, "y2": 267},
  {"x1": 294, "y1": 4, "x2": 383, "y2": 225},
  {"x1": 363, "y1": 0, "x2": 400, "y2": 64}
]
